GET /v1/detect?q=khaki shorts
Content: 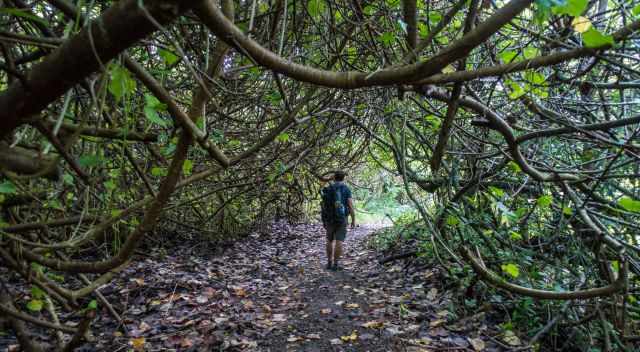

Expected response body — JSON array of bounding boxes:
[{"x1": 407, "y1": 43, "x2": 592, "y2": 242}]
[{"x1": 325, "y1": 222, "x2": 347, "y2": 241}]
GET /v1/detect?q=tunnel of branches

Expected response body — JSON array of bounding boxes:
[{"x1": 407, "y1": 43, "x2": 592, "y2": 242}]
[{"x1": 0, "y1": 0, "x2": 639, "y2": 350}]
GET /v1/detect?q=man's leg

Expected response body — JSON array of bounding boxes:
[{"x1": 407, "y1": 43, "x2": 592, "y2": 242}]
[
  {"x1": 334, "y1": 240, "x2": 343, "y2": 267},
  {"x1": 332, "y1": 222, "x2": 347, "y2": 270},
  {"x1": 325, "y1": 224, "x2": 334, "y2": 269}
]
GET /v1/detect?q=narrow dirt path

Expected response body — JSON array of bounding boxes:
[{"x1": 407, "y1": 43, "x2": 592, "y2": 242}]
[{"x1": 85, "y1": 223, "x2": 497, "y2": 351}]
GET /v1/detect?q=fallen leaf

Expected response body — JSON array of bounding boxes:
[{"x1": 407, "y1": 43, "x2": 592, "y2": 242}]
[
  {"x1": 405, "y1": 337, "x2": 433, "y2": 346},
  {"x1": 503, "y1": 330, "x2": 521, "y2": 346},
  {"x1": 429, "y1": 319, "x2": 445, "y2": 327},
  {"x1": 330, "y1": 338, "x2": 343, "y2": 345},
  {"x1": 362, "y1": 320, "x2": 384, "y2": 329},
  {"x1": 214, "y1": 317, "x2": 229, "y2": 324},
  {"x1": 306, "y1": 333, "x2": 321, "y2": 340},
  {"x1": 232, "y1": 286, "x2": 247, "y2": 297},
  {"x1": 469, "y1": 337, "x2": 485, "y2": 351},
  {"x1": 426, "y1": 288, "x2": 438, "y2": 300},
  {"x1": 138, "y1": 321, "x2": 151, "y2": 332},
  {"x1": 340, "y1": 330, "x2": 358, "y2": 342},
  {"x1": 271, "y1": 313, "x2": 287, "y2": 322},
  {"x1": 320, "y1": 308, "x2": 332, "y2": 314},
  {"x1": 345, "y1": 303, "x2": 360, "y2": 309},
  {"x1": 180, "y1": 338, "x2": 194, "y2": 348},
  {"x1": 286, "y1": 336, "x2": 303, "y2": 343},
  {"x1": 385, "y1": 325, "x2": 403, "y2": 335},
  {"x1": 334, "y1": 301, "x2": 344, "y2": 306},
  {"x1": 130, "y1": 337, "x2": 145, "y2": 351}
]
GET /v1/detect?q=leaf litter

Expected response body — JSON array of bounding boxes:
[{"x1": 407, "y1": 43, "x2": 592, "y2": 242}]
[{"x1": 80, "y1": 222, "x2": 508, "y2": 351}]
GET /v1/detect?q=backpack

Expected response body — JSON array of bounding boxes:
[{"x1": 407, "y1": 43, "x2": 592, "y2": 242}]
[{"x1": 320, "y1": 183, "x2": 347, "y2": 224}]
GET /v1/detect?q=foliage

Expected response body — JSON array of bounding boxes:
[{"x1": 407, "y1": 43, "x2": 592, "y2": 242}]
[{"x1": 0, "y1": 0, "x2": 639, "y2": 350}]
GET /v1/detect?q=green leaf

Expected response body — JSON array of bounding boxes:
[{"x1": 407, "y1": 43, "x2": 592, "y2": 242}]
[
  {"x1": 144, "y1": 93, "x2": 166, "y2": 110},
  {"x1": 582, "y1": 28, "x2": 614, "y2": 48},
  {"x1": 537, "y1": 195, "x2": 553, "y2": 208},
  {"x1": 195, "y1": 116, "x2": 205, "y2": 130},
  {"x1": 522, "y1": 46, "x2": 540, "y2": 59},
  {"x1": 0, "y1": 181, "x2": 17, "y2": 194},
  {"x1": 618, "y1": 196, "x2": 640, "y2": 212},
  {"x1": 524, "y1": 71, "x2": 546, "y2": 85},
  {"x1": 428, "y1": 12, "x2": 442, "y2": 24},
  {"x1": 446, "y1": 215, "x2": 459, "y2": 227},
  {"x1": 144, "y1": 106, "x2": 168, "y2": 127},
  {"x1": 418, "y1": 22, "x2": 429, "y2": 38},
  {"x1": 507, "y1": 81, "x2": 526, "y2": 99},
  {"x1": 425, "y1": 115, "x2": 441, "y2": 130},
  {"x1": 0, "y1": 8, "x2": 48, "y2": 26},
  {"x1": 379, "y1": 32, "x2": 395, "y2": 46},
  {"x1": 87, "y1": 300, "x2": 98, "y2": 310},
  {"x1": 509, "y1": 231, "x2": 523, "y2": 240},
  {"x1": 144, "y1": 94, "x2": 168, "y2": 127},
  {"x1": 507, "y1": 161, "x2": 521, "y2": 173},
  {"x1": 151, "y1": 167, "x2": 167, "y2": 177},
  {"x1": 552, "y1": 0, "x2": 588, "y2": 16},
  {"x1": 489, "y1": 186, "x2": 505, "y2": 198},
  {"x1": 78, "y1": 154, "x2": 101, "y2": 168},
  {"x1": 633, "y1": 4, "x2": 640, "y2": 16},
  {"x1": 499, "y1": 50, "x2": 518, "y2": 63},
  {"x1": 108, "y1": 65, "x2": 136, "y2": 101},
  {"x1": 562, "y1": 206, "x2": 573, "y2": 215},
  {"x1": 158, "y1": 48, "x2": 179, "y2": 66},
  {"x1": 26, "y1": 299, "x2": 43, "y2": 312},
  {"x1": 501, "y1": 263, "x2": 520, "y2": 278},
  {"x1": 182, "y1": 160, "x2": 193, "y2": 175},
  {"x1": 276, "y1": 133, "x2": 290, "y2": 143},
  {"x1": 30, "y1": 286, "x2": 45, "y2": 299},
  {"x1": 104, "y1": 180, "x2": 117, "y2": 191},
  {"x1": 307, "y1": 0, "x2": 325, "y2": 18},
  {"x1": 363, "y1": 5, "x2": 375, "y2": 16},
  {"x1": 63, "y1": 173, "x2": 74, "y2": 185}
]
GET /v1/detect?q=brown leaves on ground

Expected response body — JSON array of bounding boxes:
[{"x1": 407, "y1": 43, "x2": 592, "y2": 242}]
[{"x1": 80, "y1": 222, "x2": 504, "y2": 351}]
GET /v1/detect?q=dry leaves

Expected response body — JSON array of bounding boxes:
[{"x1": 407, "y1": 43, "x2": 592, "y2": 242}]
[
  {"x1": 362, "y1": 320, "x2": 384, "y2": 329},
  {"x1": 468, "y1": 337, "x2": 485, "y2": 351},
  {"x1": 340, "y1": 330, "x2": 358, "y2": 342},
  {"x1": 503, "y1": 330, "x2": 521, "y2": 346},
  {"x1": 130, "y1": 337, "x2": 145, "y2": 351}
]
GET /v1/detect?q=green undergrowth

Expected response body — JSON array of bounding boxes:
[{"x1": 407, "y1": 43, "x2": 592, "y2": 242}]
[{"x1": 369, "y1": 220, "x2": 633, "y2": 351}]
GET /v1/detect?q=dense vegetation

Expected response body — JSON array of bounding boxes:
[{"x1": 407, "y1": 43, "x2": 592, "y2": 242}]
[{"x1": 0, "y1": 0, "x2": 639, "y2": 350}]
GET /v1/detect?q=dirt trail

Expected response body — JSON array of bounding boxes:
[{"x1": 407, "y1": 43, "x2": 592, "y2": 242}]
[{"x1": 68, "y1": 223, "x2": 498, "y2": 351}]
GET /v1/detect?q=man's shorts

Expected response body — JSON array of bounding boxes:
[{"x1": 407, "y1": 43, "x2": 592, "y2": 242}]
[{"x1": 325, "y1": 222, "x2": 347, "y2": 241}]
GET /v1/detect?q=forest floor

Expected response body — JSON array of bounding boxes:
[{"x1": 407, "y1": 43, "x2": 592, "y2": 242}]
[{"x1": 3, "y1": 223, "x2": 511, "y2": 351}]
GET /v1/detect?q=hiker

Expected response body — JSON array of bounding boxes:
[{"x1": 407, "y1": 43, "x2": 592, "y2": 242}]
[{"x1": 321, "y1": 171, "x2": 355, "y2": 271}]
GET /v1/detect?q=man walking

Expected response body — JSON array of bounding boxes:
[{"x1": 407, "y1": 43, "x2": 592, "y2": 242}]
[{"x1": 321, "y1": 171, "x2": 355, "y2": 271}]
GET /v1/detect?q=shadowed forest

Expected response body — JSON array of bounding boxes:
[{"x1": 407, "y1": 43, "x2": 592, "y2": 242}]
[{"x1": 1, "y1": 0, "x2": 640, "y2": 350}]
